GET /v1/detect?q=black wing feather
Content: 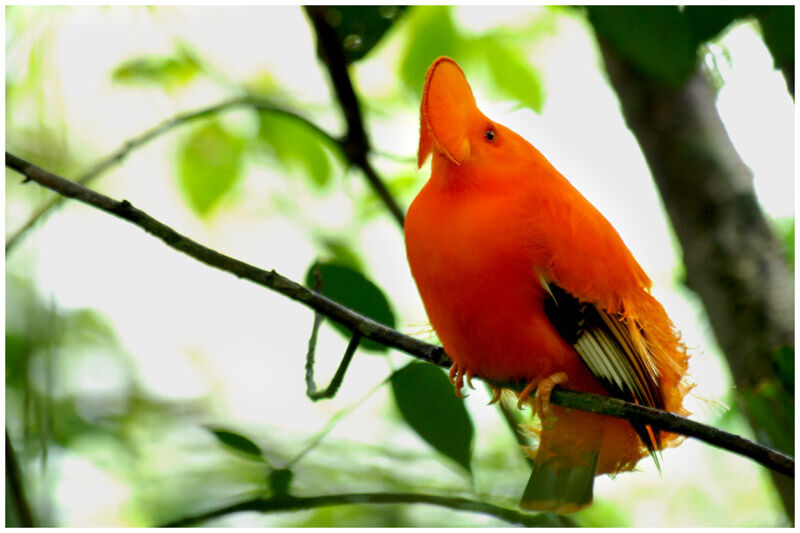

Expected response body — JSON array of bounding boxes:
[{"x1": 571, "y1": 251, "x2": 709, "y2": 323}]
[{"x1": 541, "y1": 278, "x2": 664, "y2": 455}]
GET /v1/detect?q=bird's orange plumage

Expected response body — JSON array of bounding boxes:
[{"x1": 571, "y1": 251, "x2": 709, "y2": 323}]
[{"x1": 405, "y1": 57, "x2": 692, "y2": 512}]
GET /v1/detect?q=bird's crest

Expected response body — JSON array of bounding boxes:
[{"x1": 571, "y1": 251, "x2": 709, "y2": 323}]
[{"x1": 418, "y1": 56, "x2": 477, "y2": 168}]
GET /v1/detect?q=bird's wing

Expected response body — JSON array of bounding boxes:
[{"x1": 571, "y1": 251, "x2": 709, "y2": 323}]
[{"x1": 539, "y1": 275, "x2": 664, "y2": 455}]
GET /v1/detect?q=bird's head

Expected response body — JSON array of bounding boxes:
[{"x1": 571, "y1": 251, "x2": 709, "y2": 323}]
[{"x1": 418, "y1": 57, "x2": 531, "y2": 181}]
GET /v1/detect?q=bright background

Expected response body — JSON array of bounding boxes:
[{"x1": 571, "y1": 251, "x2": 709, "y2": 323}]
[{"x1": 5, "y1": 5, "x2": 793, "y2": 527}]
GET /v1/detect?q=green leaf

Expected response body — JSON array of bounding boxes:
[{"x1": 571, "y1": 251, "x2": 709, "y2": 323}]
[
  {"x1": 5, "y1": 333, "x2": 30, "y2": 388},
  {"x1": 258, "y1": 112, "x2": 334, "y2": 188},
  {"x1": 112, "y1": 48, "x2": 200, "y2": 88},
  {"x1": 758, "y1": 6, "x2": 794, "y2": 84},
  {"x1": 683, "y1": 6, "x2": 760, "y2": 43},
  {"x1": 484, "y1": 41, "x2": 545, "y2": 113},
  {"x1": 391, "y1": 362, "x2": 474, "y2": 473},
  {"x1": 399, "y1": 6, "x2": 463, "y2": 95},
  {"x1": 771, "y1": 345, "x2": 794, "y2": 393},
  {"x1": 773, "y1": 217, "x2": 794, "y2": 269},
  {"x1": 577, "y1": 500, "x2": 632, "y2": 527},
  {"x1": 317, "y1": 238, "x2": 364, "y2": 272},
  {"x1": 356, "y1": 173, "x2": 422, "y2": 221},
  {"x1": 178, "y1": 120, "x2": 245, "y2": 216},
  {"x1": 62, "y1": 308, "x2": 118, "y2": 346},
  {"x1": 587, "y1": 6, "x2": 699, "y2": 88},
  {"x1": 319, "y1": 6, "x2": 408, "y2": 63},
  {"x1": 742, "y1": 380, "x2": 794, "y2": 455},
  {"x1": 206, "y1": 427, "x2": 266, "y2": 461},
  {"x1": 304, "y1": 261, "x2": 396, "y2": 352}
]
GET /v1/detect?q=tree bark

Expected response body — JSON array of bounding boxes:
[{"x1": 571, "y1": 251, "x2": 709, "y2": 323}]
[{"x1": 596, "y1": 37, "x2": 794, "y2": 520}]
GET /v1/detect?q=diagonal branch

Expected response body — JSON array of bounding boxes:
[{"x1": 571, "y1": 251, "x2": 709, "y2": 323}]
[
  {"x1": 303, "y1": 5, "x2": 406, "y2": 228},
  {"x1": 160, "y1": 491, "x2": 573, "y2": 527},
  {"x1": 5, "y1": 152, "x2": 444, "y2": 362},
  {"x1": 5, "y1": 152, "x2": 794, "y2": 480}
]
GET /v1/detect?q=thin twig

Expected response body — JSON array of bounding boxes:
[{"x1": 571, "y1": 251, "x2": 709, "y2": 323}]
[
  {"x1": 307, "y1": 332, "x2": 362, "y2": 402},
  {"x1": 305, "y1": 266, "x2": 363, "y2": 401},
  {"x1": 304, "y1": 6, "x2": 406, "y2": 228},
  {"x1": 304, "y1": 312, "x2": 326, "y2": 398},
  {"x1": 5, "y1": 153, "x2": 794, "y2": 479},
  {"x1": 5, "y1": 96, "x2": 341, "y2": 254},
  {"x1": 159, "y1": 491, "x2": 573, "y2": 527}
]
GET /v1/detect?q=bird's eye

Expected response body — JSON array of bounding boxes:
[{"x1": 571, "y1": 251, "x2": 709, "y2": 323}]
[{"x1": 484, "y1": 128, "x2": 496, "y2": 143}]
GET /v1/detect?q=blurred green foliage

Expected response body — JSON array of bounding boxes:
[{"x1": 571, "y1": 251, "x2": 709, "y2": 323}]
[
  {"x1": 483, "y1": 40, "x2": 545, "y2": 113},
  {"x1": 5, "y1": 273, "x2": 237, "y2": 526},
  {"x1": 112, "y1": 46, "x2": 200, "y2": 89},
  {"x1": 756, "y1": 6, "x2": 794, "y2": 95},
  {"x1": 269, "y1": 468, "x2": 294, "y2": 497},
  {"x1": 742, "y1": 377, "x2": 794, "y2": 454},
  {"x1": 683, "y1": 5, "x2": 760, "y2": 43},
  {"x1": 178, "y1": 120, "x2": 246, "y2": 216},
  {"x1": 258, "y1": 111, "x2": 337, "y2": 189},
  {"x1": 323, "y1": 6, "x2": 408, "y2": 64},
  {"x1": 774, "y1": 217, "x2": 794, "y2": 269},
  {"x1": 316, "y1": 237, "x2": 364, "y2": 272},
  {"x1": 6, "y1": 274, "x2": 125, "y2": 448},
  {"x1": 589, "y1": 5, "x2": 795, "y2": 90},
  {"x1": 398, "y1": 5, "x2": 546, "y2": 112},
  {"x1": 399, "y1": 6, "x2": 463, "y2": 96},
  {"x1": 771, "y1": 345, "x2": 794, "y2": 394},
  {"x1": 588, "y1": 6, "x2": 699, "y2": 88}
]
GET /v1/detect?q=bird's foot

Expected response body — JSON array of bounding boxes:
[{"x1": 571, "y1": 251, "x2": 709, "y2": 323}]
[
  {"x1": 448, "y1": 363, "x2": 476, "y2": 398},
  {"x1": 515, "y1": 372, "x2": 569, "y2": 414},
  {"x1": 534, "y1": 372, "x2": 569, "y2": 416}
]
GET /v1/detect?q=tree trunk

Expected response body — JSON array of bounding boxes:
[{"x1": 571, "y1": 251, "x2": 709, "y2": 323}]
[{"x1": 595, "y1": 36, "x2": 795, "y2": 521}]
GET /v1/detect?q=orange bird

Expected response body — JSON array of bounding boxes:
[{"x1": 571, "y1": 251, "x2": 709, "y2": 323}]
[{"x1": 404, "y1": 57, "x2": 692, "y2": 513}]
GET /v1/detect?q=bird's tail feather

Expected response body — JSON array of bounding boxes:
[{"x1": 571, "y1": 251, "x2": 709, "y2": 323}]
[{"x1": 519, "y1": 450, "x2": 599, "y2": 513}]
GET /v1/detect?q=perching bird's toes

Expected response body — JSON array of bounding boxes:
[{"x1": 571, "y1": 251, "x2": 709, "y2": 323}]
[
  {"x1": 534, "y1": 372, "x2": 569, "y2": 416},
  {"x1": 465, "y1": 369, "x2": 476, "y2": 390},
  {"x1": 448, "y1": 364, "x2": 468, "y2": 398}
]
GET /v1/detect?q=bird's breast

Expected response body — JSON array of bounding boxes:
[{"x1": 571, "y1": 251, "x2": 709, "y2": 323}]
[
  {"x1": 406, "y1": 183, "x2": 539, "y2": 299},
  {"x1": 405, "y1": 183, "x2": 576, "y2": 382}
]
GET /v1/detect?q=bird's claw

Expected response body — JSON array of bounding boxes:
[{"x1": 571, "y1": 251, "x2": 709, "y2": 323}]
[
  {"x1": 448, "y1": 363, "x2": 476, "y2": 398},
  {"x1": 515, "y1": 372, "x2": 569, "y2": 415}
]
